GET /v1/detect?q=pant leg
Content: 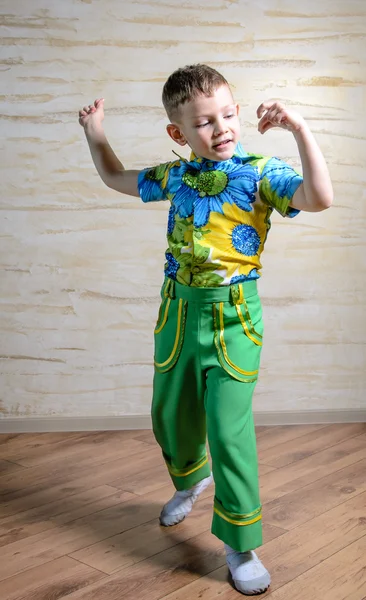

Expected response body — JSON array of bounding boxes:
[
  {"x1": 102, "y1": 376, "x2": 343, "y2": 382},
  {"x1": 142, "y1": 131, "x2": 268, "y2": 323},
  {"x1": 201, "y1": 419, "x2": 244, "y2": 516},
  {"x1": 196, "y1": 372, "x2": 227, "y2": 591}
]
[
  {"x1": 152, "y1": 287, "x2": 211, "y2": 491},
  {"x1": 206, "y1": 368, "x2": 262, "y2": 552},
  {"x1": 202, "y1": 292, "x2": 264, "y2": 552}
]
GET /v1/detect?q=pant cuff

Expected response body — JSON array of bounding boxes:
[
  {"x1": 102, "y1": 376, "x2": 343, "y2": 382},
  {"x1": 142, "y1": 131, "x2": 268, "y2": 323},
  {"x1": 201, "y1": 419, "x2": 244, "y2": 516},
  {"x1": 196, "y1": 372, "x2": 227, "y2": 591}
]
[
  {"x1": 165, "y1": 453, "x2": 212, "y2": 491},
  {"x1": 211, "y1": 498, "x2": 263, "y2": 552}
]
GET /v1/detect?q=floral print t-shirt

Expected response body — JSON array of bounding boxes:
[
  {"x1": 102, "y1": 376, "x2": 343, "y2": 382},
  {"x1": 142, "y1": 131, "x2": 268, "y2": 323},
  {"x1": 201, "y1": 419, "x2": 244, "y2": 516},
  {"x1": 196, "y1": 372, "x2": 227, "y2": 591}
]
[{"x1": 138, "y1": 143, "x2": 303, "y2": 287}]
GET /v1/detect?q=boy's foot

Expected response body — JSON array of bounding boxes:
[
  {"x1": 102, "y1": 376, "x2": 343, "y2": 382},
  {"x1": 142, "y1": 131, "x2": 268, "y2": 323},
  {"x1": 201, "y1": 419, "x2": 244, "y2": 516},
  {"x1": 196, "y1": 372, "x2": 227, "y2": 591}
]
[
  {"x1": 159, "y1": 473, "x2": 213, "y2": 526},
  {"x1": 225, "y1": 544, "x2": 271, "y2": 596}
]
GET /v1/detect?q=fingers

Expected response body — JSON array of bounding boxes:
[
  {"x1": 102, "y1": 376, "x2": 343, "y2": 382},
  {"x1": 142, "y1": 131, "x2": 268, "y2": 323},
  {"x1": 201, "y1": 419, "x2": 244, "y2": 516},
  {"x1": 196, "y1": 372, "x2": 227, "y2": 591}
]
[
  {"x1": 78, "y1": 98, "x2": 104, "y2": 127},
  {"x1": 80, "y1": 99, "x2": 104, "y2": 116},
  {"x1": 256, "y1": 100, "x2": 283, "y2": 119},
  {"x1": 257, "y1": 101, "x2": 287, "y2": 134},
  {"x1": 86, "y1": 104, "x2": 96, "y2": 114},
  {"x1": 82, "y1": 105, "x2": 95, "y2": 114},
  {"x1": 258, "y1": 120, "x2": 276, "y2": 135}
]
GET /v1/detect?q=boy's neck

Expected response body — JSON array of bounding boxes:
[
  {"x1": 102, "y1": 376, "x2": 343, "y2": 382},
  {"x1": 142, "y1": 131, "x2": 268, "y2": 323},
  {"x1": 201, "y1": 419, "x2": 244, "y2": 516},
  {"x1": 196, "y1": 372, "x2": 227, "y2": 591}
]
[{"x1": 188, "y1": 141, "x2": 247, "y2": 163}]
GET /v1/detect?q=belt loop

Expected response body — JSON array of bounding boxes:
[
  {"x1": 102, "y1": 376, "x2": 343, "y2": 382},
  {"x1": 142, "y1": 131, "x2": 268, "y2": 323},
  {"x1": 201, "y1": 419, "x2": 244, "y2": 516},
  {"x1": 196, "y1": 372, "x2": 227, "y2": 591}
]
[
  {"x1": 164, "y1": 278, "x2": 175, "y2": 299},
  {"x1": 238, "y1": 283, "x2": 244, "y2": 305},
  {"x1": 230, "y1": 283, "x2": 244, "y2": 305},
  {"x1": 163, "y1": 279, "x2": 170, "y2": 298}
]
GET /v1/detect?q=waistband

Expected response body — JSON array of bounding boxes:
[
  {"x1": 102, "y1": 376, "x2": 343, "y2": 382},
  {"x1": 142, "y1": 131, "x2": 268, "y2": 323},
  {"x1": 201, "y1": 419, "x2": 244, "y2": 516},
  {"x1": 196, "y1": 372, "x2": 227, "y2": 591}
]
[{"x1": 162, "y1": 277, "x2": 258, "y2": 304}]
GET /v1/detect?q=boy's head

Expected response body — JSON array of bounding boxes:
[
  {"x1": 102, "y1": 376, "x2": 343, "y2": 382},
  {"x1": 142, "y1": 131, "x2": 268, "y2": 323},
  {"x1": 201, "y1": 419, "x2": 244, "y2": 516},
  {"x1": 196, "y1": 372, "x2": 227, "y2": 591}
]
[{"x1": 162, "y1": 64, "x2": 240, "y2": 162}]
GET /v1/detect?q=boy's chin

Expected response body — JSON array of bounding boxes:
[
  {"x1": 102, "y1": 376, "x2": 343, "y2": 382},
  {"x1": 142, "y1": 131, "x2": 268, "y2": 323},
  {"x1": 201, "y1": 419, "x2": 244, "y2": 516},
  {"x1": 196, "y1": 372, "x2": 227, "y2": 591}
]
[
  {"x1": 199, "y1": 148, "x2": 235, "y2": 162},
  {"x1": 189, "y1": 142, "x2": 237, "y2": 162}
]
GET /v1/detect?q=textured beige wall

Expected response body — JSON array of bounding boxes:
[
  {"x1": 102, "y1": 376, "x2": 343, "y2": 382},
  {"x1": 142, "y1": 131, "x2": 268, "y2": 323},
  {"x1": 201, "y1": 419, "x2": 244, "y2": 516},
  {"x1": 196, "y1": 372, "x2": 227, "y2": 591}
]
[{"x1": 1, "y1": 0, "x2": 365, "y2": 421}]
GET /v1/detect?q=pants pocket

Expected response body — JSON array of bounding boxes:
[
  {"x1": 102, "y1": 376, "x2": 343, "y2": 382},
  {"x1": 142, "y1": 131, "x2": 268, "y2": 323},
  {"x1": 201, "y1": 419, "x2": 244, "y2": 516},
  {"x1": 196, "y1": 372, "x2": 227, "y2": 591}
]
[
  {"x1": 154, "y1": 296, "x2": 187, "y2": 373},
  {"x1": 213, "y1": 299, "x2": 263, "y2": 383}
]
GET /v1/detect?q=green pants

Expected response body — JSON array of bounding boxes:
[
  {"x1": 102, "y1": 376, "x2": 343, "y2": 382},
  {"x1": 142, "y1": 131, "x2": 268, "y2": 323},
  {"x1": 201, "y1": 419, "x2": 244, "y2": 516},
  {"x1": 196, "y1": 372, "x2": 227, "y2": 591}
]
[{"x1": 152, "y1": 277, "x2": 264, "y2": 552}]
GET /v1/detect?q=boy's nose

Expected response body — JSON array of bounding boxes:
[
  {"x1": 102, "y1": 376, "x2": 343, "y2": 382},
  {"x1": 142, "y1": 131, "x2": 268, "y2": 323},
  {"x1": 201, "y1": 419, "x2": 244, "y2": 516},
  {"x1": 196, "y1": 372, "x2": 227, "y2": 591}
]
[{"x1": 213, "y1": 118, "x2": 228, "y2": 136}]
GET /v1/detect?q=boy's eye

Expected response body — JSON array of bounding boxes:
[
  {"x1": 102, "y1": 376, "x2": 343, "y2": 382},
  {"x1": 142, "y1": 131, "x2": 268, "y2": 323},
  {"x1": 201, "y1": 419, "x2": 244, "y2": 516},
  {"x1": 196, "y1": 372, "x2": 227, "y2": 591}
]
[
  {"x1": 196, "y1": 122, "x2": 209, "y2": 128},
  {"x1": 225, "y1": 114, "x2": 234, "y2": 119}
]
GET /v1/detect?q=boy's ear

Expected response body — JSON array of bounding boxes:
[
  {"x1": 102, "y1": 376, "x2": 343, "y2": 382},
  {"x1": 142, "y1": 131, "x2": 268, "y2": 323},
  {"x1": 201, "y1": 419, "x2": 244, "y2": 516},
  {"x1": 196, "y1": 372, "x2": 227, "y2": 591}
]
[
  {"x1": 235, "y1": 103, "x2": 240, "y2": 116},
  {"x1": 166, "y1": 123, "x2": 187, "y2": 147}
]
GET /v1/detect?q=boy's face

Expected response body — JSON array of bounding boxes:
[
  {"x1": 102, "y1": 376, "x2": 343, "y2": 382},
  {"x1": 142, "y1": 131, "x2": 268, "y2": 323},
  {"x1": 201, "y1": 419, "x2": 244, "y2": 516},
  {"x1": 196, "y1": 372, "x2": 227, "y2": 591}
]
[{"x1": 167, "y1": 85, "x2": 240, "y2": 161}]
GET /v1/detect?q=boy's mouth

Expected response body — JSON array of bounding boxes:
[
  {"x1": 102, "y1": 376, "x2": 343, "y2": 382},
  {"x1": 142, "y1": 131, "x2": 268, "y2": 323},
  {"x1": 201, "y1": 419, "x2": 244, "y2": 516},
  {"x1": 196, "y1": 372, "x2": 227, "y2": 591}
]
[{"x1": 213, "y1": 139, "x2": 232, "y2": 150}]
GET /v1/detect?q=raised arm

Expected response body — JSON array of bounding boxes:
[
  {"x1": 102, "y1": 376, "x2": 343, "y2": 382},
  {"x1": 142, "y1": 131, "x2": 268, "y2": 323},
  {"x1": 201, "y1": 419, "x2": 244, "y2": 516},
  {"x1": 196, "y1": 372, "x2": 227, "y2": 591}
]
[
  {"x1": 79, "y1": 98, "x2": 140, "y2": 197},
  {"x1": 257, "y1": 101, "x2": 333, "y2": 212}
]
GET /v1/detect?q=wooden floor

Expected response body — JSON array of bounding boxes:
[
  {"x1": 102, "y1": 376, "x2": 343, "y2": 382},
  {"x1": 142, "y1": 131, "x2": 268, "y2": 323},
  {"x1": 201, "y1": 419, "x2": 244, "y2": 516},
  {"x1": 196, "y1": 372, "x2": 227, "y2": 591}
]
[{"x1": 0, "y1": 424, "x2": 365, "y2": 600}]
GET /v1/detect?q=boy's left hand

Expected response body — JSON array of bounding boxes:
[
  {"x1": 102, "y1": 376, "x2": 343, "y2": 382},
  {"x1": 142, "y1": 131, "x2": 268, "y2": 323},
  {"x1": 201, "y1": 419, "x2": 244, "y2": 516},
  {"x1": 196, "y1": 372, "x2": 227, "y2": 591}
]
[{"x1": 257, "y1": 101, "x2": 306, "y2": 135}]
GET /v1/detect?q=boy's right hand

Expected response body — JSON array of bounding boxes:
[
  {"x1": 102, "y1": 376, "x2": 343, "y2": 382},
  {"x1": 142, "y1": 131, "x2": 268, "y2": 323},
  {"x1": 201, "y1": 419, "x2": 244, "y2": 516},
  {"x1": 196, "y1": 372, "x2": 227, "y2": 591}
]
[{"x1": 78, "y1": 98, "x2": 104, "y2": 129}]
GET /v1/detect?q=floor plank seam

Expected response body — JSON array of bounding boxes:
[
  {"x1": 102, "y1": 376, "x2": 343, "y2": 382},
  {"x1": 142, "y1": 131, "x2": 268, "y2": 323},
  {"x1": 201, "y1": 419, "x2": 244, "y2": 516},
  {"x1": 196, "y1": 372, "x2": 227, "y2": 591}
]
[
  {"x1": 0, "y1": 454, "x2": 159, "y2": 494},
  {"x1": 0, "y1": 555, "x2": 62, "y2": 585},
  {"x1": 104, "y1": 531, "x2": 225, "y2": 579},
  {"x1": 255, "y1": 424, "x2": 331, "y2": 451},
  {"x1": 0, "y1": 458, "x2": 29, "y2": 468},
  {"x1": 260, "y1": 531, "x2": 366, "y2": 598},
  {"x1": 67, "y1": 555, "x2": 114, "y2": 577},
  {"x1": 260, "y1": 433, "x2": 366, "y2": 470},
  {"x1": 10, "y1": 445, "x2": 163, "y2": 471},
  {"x1": 260, "y1": 458, "x2": 366, "y2": 504},
  {"x1": 63, "y1": 494, "x2": 216, "y2": 556},
  {"x1": 0, "y1": 486, "x2": 128, "y2": 524},
  {"x1": 263, "y1": 487, "x2": 366, "y2": 534}
]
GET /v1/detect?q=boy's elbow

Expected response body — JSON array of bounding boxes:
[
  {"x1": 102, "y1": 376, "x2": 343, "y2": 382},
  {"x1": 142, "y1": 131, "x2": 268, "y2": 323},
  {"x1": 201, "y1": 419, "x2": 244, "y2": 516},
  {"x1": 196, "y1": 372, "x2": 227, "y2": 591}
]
[
  {"x1": 103, "y1": 172, "x2": 120, "y2": 192},
  {"x1": 105, "y1": 178, "x2": 116, "y2": 191},
  {"x1": 309, "y1": 187, "x2": 333, "y2": 212},
  {"x1": 316, "y1": 192, "x2": 333, "y2": 211}
]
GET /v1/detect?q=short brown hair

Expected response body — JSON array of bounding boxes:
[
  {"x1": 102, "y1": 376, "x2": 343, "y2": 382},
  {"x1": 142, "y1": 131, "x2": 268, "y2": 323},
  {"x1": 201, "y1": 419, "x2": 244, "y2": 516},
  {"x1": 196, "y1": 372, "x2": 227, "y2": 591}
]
[{"x1": 162, "y1": 64, "x2": 229, "y2": 121}]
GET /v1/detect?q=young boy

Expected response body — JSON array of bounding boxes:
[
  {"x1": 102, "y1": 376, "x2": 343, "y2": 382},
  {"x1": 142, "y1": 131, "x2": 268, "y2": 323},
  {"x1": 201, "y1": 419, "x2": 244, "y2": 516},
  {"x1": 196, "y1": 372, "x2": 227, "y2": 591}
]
[{"x1": 79, "y1": 64, "x2": 332, "y2": 596}]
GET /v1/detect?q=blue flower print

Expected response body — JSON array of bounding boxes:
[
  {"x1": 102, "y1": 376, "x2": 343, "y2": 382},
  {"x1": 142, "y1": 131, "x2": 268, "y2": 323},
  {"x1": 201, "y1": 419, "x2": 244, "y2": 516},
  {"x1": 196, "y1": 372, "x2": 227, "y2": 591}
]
[
  {"x1": 230, "y1": 270, "x2": 260, "y2": 284},
  {"x1": 262, "y1": 158, "x2": 302, "y2": 199},
  {"x1": 169, "y1": 158, "x2": 258, "y2": 227},
  {"x1": 138, "y1": 162, "x2": 171, "y2": 203},
  {"x1": 164, "y1": 252, "x2": 180, "y2": 280},
  {"x1": 260, "y1": 157, "x2": 302, "y2": 218},
  {"x1": 139, "y1": 175, "x2": 162, "y2": 202},
  {"x1": 167, "y1": 205, "x2": 176, "y2": 235},
  {"x1": 231, "y1": 224, "x2": 261, "y2": 256}
]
